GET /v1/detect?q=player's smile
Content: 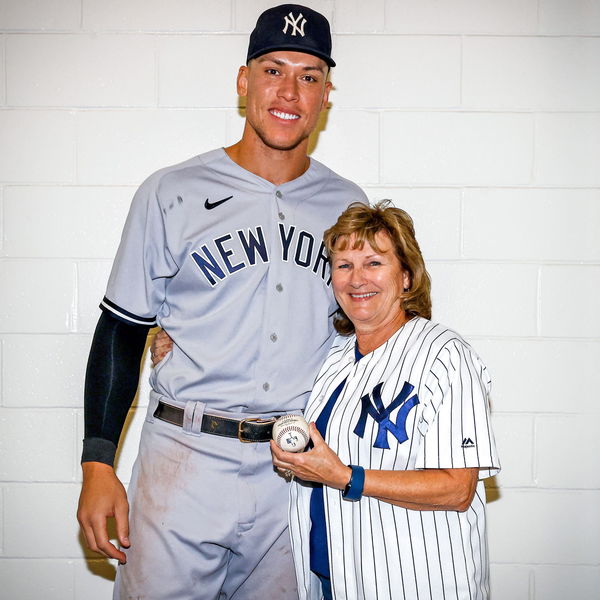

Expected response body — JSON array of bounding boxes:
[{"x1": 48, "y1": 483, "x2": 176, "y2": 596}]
[
  {"x1": 269, "y1": 109, "x2": 300, "y2": 121},
  {"x1": 331, "y1": 232, "x2": 411, "y2": 339}
]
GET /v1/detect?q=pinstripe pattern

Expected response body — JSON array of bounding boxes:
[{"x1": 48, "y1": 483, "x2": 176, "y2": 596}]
[{"x1": 290, "y1": 317, "x2": 500, "y2": 600}]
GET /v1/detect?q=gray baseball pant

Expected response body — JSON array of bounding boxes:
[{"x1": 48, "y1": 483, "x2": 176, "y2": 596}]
[{"x1": 114, "y1": 395, "x2": 298, "y2": 600}]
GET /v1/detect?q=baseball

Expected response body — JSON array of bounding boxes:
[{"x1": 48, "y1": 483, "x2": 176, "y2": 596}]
[{"x1": 272, "y1": 415, "x2": 310, "y2": 452}]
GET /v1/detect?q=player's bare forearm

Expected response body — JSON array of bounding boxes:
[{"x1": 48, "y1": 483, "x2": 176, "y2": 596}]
[
  {"x1": 365, "y1": 467, "x2": 479, "y2": 512},
  {"x1": 78, "y1": 462, "x2": 130, "y2": 563}
]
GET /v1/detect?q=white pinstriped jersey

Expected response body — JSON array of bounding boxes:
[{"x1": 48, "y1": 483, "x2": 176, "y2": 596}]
[{"x1": 290, "y1": 317, "x2": 500, "y2": 600}]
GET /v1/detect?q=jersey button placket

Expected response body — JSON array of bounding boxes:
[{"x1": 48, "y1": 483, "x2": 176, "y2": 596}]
[
  {"x1": 275, "y1": 190, "x2": 285, "y2": 220},
  {"x1": 257, "y1": 190, "x2": 282, "y2": 401},
  {"x1": 259, "y1": 187, "x2": 289, "y2": 404}
]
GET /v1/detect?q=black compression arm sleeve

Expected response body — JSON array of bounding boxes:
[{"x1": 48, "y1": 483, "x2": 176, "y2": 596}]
[{"x1": 82, "y1": 311, "x2": 151, "y2": 466}]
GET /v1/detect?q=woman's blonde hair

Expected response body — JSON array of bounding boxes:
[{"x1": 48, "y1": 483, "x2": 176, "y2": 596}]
[{"x1": 324, "y1": 200, "x2": 432, "y2": 335}]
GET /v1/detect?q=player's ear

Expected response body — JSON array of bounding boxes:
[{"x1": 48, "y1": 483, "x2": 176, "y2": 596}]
[
  {"x1": 237, "y1": 65, "x2": 249, "y2": 97},
  {"x1": 321, "y1": 80, "x2": 332, "y2": 110}
]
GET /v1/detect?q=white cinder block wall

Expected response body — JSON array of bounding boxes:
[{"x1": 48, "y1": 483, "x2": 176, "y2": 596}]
[{"x1": 1, "y1": 0, "x2": 598, "y2": 598}]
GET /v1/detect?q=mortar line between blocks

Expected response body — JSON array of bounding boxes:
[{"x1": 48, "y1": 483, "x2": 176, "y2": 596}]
[
  {"x1": 154, "y1": 34, "x2": 159, "y2": 107},
  {"x1": 377, "y1": 110, "x2": 383, "y2": 185},
  {"x1": 536, "y1": 266, "x2": 542, "y2": 337},
  {"x1": 0, "y1": 335, "x2": 4, "y2": 406},
  {"x1": 458, "y1": 188, "x2": 465, "y2": 258},
  {"x1": 73, "y1": 407, "x2": 81, "y2": 483},
  {"x1": 70, "y1": 262, "x2": 79, "y2": 333},
  {"x1": 530, "y1": 114, "x2": 537, "y2": 185},
  {"x1": 529, "y1": 567, "x2": 535, "y2": 600},
  {"x1": 231, "y1": 0, "x2": 237, "y2": 31},
  {"x1": 2, "y1": 33, "x2": 7, "y2": 106},
  {"x1": 530, "y1": 415, "x2": 537, "y2": 488},
  {"x1": 459, "y1": 34, "x2": 463, "y2": 107},
  {"x1": 0, "y1": 185, "x2": 4, "y2": 255},
  {"x1": 0, "y1": 486, "x2": 4, "y2": 553}
]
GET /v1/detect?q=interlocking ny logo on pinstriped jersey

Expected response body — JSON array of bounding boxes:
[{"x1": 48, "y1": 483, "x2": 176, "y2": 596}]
[
  {"x1": 282, "y1": 12, "x2": 307, "y2": 37},
  {"x1": 354, "y1": 381, "x2": 420, "y2": 450}
]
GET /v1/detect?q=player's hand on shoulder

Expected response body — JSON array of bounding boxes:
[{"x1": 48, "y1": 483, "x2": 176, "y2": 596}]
[
  {"x1": 150, "y1": 329, "x2": 173, "y2": 366},
  {"x1": 77, "y1": 462, "x2": 130, "y2": 564}
]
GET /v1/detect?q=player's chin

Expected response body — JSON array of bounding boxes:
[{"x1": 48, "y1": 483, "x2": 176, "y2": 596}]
[{"x1": 260, "y1": 132, "x2": 308, "y2": 152}]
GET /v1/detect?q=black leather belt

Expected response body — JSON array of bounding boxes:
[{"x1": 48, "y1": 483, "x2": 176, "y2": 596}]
[{"x1": 154, "y1": 401, "x2": 278, "y2": 442}]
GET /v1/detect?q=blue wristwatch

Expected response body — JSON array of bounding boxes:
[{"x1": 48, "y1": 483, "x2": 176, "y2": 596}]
[{"x1": 342, "y1": 465, "x2": 365, "y2": 501}]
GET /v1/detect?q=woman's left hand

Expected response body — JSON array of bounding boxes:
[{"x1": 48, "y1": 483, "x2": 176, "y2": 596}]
[{"x1": 271, "y1": 423, "x2": 351, "y2": 490}]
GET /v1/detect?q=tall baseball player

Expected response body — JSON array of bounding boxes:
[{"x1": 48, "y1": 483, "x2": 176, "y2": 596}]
[{"x1": 76, "y1": 5, "x2": 367, "y2": 599}]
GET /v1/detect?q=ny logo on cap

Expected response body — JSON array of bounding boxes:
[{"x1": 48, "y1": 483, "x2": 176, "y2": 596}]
[{"x1": 282, "y1": 12, "x2": 307, "y2": 37}]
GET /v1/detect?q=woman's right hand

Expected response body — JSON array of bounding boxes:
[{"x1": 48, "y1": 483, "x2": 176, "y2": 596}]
[
  {"x1": 271, "y1": 423, "x2": 352, "y2": 490},
  {"x1": 150, "y1": 329, "x2": 173, "y2": 366}
]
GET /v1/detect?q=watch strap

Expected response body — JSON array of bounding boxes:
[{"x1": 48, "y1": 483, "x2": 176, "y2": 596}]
[{"x1": 342, "y1": 464, "x2": 365, "y2": 501}]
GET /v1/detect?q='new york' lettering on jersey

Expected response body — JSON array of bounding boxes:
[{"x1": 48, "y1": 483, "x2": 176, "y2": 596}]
[
  {"x1": 101, "y1": 148, "x2": 368, "y2": 416},
  {"x1": 190, "y1": 224, "x2": 331, "y2": 287}
]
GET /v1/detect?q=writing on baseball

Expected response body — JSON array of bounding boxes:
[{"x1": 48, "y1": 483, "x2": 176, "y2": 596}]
[{"x1": 272, "y1": 415, "x2": 310, "y2": 452}]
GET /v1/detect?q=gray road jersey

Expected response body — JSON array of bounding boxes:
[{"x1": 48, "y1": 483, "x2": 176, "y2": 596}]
[{"x1": 102, "y1": 148, "x2": 367, "y2": 414}]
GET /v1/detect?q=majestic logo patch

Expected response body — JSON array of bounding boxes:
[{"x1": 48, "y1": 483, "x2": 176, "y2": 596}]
[
  {"x1": 462, "y1": 437, "x2": 475, "y2": 448},
  {"x1": 205, "y1": 196, "x2": 233, "y2": 210},
  {"x1": 282, "y1": 12, "x2": 307, "y2": 37},
  {"x1": 354, "y1": 381, "x2": 419, "y2": 450}
]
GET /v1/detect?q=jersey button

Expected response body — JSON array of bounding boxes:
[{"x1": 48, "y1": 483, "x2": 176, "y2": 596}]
[
  {"x1": 275, "y1": 190, "x2": 282, "y2": 199},
  {"x1": 276, "y1": 283, "x2": 283, "y2": 292},
  {"x1": 270, "y1": 333, "x2": 278, "y2": 342},
  {"x1": 278, "y1": 212, "x2": 285, "y2": 220},
  {"x1": 263, "y1": 382, "x2": 270, "y2": 391}
]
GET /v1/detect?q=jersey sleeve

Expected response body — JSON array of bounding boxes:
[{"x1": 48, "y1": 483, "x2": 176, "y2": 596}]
[
  {"x1": 415, "y1": 340, "x2": 500, "y2": 480},
  {"x1": 100, "y1": 175, "x2": 178, "y2": 325}
]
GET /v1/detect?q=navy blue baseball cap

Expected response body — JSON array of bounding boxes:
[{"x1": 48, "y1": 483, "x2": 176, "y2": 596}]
[{"x1": 247, "y1": 4, "x2": 335, "y2": 67}]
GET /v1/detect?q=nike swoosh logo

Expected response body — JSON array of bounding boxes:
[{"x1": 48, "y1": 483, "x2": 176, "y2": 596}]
[{"x1": 205, "y1": 196, "x2": 233, "y2": 210}]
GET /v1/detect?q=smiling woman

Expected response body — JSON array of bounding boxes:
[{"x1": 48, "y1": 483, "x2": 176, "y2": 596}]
[
  {"x1": 325, "y1": 201, "x2": 432, "y2": 343},
  {"x1": 330, "y1": 231, "x2": 411, "y2": 354},
  {"x1": 271, "y1": 201, "x2": 500, "y2": 600}
]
